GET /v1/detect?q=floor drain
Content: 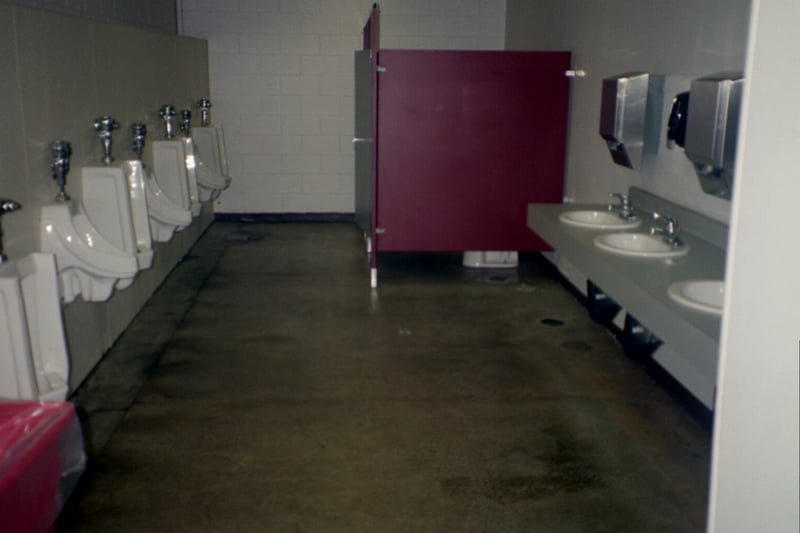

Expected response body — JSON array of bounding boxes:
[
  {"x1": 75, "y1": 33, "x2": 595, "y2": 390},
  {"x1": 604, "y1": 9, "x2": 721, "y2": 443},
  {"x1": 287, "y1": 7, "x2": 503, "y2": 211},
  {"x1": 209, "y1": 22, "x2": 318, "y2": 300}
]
[{"x1": 541, "y1": 318, "x2": 565, "y2": 327}]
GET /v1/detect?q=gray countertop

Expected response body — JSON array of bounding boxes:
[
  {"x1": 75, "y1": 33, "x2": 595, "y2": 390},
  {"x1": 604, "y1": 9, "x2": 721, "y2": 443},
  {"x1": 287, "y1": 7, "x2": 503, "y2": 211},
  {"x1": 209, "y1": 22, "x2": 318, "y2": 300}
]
[{"x1": 527, "y1": 202, "x2": 725, "y2": 360}]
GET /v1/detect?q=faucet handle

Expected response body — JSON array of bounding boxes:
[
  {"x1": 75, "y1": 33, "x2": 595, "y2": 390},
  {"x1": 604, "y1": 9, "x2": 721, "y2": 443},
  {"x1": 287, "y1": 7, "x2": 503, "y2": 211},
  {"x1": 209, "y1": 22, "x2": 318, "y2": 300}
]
[
  {"x1": 609, "y1": 192, "x2": 635, "y2": 219},
  {"x1": 650, "y1": 211, "x2": 681, "y2": 244}
]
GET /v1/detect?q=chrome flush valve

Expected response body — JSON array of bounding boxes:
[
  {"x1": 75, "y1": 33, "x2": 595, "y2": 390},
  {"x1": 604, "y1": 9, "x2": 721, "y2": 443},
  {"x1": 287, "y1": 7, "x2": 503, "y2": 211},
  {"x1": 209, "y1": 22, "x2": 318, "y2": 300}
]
[
  {"x1": 179, "y1": 109, "x2": 192, "y2": 138},
  {"x1": 131, "y1": 123, "x2": 147, "y2": 160},
  {"x1": 159, "y1": 105, "x2": 176, "y2": 139},
  {"x1": 196, "y1": 97, "x2": 212, "y2": 127},
  {"x1": 0, "y1": 198, "x2": 22, "y2": 263},
  {"x1": 50, "y1": 140, "x2": 72, "y2": 202},
  {"x1": 93, "y1": 115, "x2": 120, "y2": 165}
]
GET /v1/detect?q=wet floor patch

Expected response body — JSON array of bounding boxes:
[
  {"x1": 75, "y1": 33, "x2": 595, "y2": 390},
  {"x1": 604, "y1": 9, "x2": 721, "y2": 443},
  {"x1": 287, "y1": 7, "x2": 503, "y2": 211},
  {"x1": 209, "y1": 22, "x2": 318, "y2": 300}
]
[
  {"x1": 441, "y1": 425, "x2": 603, "y2": 504},
  {"x1": 561, "y1": 340, "x2": 592, "y2": 352}
]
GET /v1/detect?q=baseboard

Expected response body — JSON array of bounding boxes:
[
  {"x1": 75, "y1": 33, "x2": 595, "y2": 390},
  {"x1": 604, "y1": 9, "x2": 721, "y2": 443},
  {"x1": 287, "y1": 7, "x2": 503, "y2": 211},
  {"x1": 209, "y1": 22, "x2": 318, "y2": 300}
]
[{"x1": 214, "y1": 212, "x2": 356, "y2": 223}]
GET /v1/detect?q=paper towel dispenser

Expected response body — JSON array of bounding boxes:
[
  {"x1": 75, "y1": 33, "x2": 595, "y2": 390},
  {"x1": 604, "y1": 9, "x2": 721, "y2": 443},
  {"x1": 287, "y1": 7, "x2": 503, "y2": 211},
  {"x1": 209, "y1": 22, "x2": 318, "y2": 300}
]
[
  {"x1": 599, "y1": 72, "x2": 663, "y2": 170},
  {"x1": 683, "y1": 71, "x2": 744, "y2": 199}
]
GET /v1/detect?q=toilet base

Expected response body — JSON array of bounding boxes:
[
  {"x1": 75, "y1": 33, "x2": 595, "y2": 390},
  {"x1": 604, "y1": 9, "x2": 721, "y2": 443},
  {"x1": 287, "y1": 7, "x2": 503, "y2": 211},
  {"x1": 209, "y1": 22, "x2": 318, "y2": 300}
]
[{"x1": 462, "y1": 251, "x2": 519, "y2": 269}]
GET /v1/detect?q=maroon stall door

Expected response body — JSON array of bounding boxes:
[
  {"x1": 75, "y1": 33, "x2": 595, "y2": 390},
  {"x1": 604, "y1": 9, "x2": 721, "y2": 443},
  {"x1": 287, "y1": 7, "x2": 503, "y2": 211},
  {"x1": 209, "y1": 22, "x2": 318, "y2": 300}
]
[{"x1": 375, "y1": 50, "x2": 571, "y2": 252}]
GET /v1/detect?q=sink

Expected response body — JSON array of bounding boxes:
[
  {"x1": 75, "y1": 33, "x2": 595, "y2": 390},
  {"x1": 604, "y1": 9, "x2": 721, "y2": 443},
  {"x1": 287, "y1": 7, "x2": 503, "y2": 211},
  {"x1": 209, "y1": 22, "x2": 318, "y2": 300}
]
[
  {"x1": 593, "y1": 233, "x2": 690, "y2": 258},
  {"x1": 559, "y1": 210, "x2": 641, "y2": 230},
  {"x1": 668, "y1": 280, "x2": 724, "y2": 315}
]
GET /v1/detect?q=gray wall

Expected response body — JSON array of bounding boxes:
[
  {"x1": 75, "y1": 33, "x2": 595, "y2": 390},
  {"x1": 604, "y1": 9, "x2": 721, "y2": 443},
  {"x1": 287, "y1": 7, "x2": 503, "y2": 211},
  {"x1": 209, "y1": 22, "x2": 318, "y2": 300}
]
[
  {"x1": 710, "y1": 1, "x2": 800, "y2": 531},
  {"x1": 0, "y1": 4, "x2": 210, "y2": 388},
  {"x1": 1, "y1": 0, "x2": 178, "y2": 32},
  {"x1": 506, "y1": 0, "x2": 751, "y2": 223}
]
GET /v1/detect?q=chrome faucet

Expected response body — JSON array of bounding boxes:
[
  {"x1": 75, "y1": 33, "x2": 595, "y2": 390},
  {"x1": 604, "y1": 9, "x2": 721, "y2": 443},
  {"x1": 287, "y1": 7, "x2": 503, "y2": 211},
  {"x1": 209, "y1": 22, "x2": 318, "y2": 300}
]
[
  {"x1": 159, "y1": 105, "x2": 176, "y2": 139},
  {"x1": 93, "y1": 115, "x2": 120, "y2": 165},
  {"x1": 131, "y1": 123, "x2": 147, "y2": 160},
  {"x1": 0, "y1": 198, "x2": 22, "y2": 263},
  {"x1": 179, "y1": 109, "x2": 192, "y2": 138},
  {"x1": 608, "y1": 192, "x2": 636, "y2": 220},
  {"x1": 50, "y1": 140, "x2": 72, "y2": 202},
  {"x1": 197, "y1": 97, "x2": 212, "y2": 126},
  {"x1": 650, "y1": 212, "x2": 682, "y2": 246}
]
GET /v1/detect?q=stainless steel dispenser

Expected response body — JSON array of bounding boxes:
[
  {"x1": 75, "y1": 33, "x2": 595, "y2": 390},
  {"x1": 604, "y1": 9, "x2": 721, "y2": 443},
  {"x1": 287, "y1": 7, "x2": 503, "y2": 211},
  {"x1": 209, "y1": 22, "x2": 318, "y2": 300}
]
[
  {"x1": 599, "y1": 72, "x2": 663, "y2": 170},
  {"x1": 684, "y1": 71, "x2": 744, "y2": 199}
]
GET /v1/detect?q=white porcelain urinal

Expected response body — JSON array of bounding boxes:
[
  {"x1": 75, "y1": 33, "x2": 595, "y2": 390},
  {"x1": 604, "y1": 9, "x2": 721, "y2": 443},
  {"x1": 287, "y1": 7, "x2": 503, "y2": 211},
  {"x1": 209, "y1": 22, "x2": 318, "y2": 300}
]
[
  {"x1": 121, "y1": 161, "x2": 154, "y2": 268},
  {"x1": 191, "y1": 126, "x2": 231, "y2": 200},
  {"x1": 80, "y1": 167, "x2": 143, "y2": 289},
  {"x1": 182, "y1": 137, "x2": 227, "y2": 203},
  {"x1": 41, "y1": 199, "x2": 138, "y2": 304},
  {"x1": 152, "y1": 140, "x2": 201, "y2": 217},
  {"x1": 0, "y1": 253, "x2": 70, "y2": 401},
  {"x1": 129, "y1": 160, "x2": 191, "y2": 242}
]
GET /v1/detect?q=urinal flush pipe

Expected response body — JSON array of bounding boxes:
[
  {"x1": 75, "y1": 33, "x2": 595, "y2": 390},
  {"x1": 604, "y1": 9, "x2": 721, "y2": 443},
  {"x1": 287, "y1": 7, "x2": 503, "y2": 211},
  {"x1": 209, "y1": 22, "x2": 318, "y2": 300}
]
[
  {"x1": 131, "y1": 123, "x2": 147, "y2": 161},
  {"x1": 179, "y1": 109, "x2": 192, "y2": 138},
  {"x1": 197, "y1": 97, "x2": 212, "y2": 127},
  {"x1": 93, "y1": 115, "x2": 120, "y2": 166},
  {"x1": 50, "y1": 140, "x2": 72, "y2": 202},
  {"x1": 0, "y1": 198, "x2": 22, "y2": 263},
  {"x1": 159, "y1": 105, "x2": 176, "y2": 139}
]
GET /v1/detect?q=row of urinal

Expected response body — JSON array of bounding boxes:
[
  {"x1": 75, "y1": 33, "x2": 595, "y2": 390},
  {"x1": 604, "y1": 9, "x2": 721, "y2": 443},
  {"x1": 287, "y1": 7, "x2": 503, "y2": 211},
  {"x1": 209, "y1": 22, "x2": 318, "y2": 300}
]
[
  {"x1": 42, "y1": 102, "x2": 230, "y2": 304},
  {"x1": 0, "y1": 99, "x2": 229, "y2": 402}
]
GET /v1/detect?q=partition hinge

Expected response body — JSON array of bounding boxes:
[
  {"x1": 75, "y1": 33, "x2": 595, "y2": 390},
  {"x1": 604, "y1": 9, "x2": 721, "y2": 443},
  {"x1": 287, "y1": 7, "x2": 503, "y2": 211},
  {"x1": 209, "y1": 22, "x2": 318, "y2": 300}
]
[
  {"x1": 377, "y1": 65, "x2": 387, "y2": 73},
  {"x1": 565, "y1": 69, "x2": 586, "y2": 78},
  {"x1": 375, "y1": 227, "x2": 386, "y2": 234}
]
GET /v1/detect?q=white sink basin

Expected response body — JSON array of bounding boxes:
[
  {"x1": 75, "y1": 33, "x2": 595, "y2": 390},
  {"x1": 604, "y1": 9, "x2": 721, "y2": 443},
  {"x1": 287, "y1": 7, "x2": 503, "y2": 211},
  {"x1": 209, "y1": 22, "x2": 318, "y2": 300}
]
[
  {"x1": 668, "y1": 280, "x2": 724, "y2": 315},
  {"x1": 593, "y1": 233, "x2": 690, "y2": 258},
  {"x1": 559, "y1": 210, "x2": 641, "y2": 230}
]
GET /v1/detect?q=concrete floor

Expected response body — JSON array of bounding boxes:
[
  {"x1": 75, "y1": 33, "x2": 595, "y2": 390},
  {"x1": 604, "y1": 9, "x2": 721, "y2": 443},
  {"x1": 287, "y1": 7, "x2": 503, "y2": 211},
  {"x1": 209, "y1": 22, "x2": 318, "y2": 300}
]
[{"x1": 60, "y1": 222, "x2": 711, "y2": 532}]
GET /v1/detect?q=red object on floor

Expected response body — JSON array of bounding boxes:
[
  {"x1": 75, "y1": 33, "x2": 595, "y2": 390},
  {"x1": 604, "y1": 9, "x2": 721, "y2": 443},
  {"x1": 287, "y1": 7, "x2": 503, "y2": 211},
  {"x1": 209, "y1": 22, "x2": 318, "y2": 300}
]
[{"x1": 0, "y1": 401, "x2": 85, "y2": 533}]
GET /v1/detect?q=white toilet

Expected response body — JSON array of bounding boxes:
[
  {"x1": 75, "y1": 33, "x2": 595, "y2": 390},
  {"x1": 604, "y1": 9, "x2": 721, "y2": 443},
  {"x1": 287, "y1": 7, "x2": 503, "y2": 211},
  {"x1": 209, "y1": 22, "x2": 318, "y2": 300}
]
[
  {"x1": 0, "y1": 253, "x2": 70, "y2": 401},
  {"x1": 462, "y1": 251, "x2": 519, "y2": 268},
  {"x1": 41, "y1": 199, "x2": 139, "y2": 304},
  {"x1": 152, "y1": 140, "x2": 201, "y2": 217}
]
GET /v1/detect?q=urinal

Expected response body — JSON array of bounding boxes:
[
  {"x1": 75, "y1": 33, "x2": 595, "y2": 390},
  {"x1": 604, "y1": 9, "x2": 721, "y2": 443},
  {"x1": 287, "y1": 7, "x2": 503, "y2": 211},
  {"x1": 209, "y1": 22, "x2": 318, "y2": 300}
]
[
  {"x1": 121, "y1": 161, "x2": 154, "y2": 268},
  {"x1": 0, "y1": 253, "x2": 70, "y2": 401},
  {"x1": 81, "y1": 166, "x2": 149, "y2": 277},
  {"x1": 40, "y1": 140, "x2": 139, "y2": 303},
  {"x1": 183, "y1": 136, "x2": 229, "y2": 202},
  {"x1": 129, "y1": 122, "x2": 191, "y2": 242},
  {"x1": 191, "y1": 126, "x2": 231, "y2": 201},
  {"x1": 152, "y1": 140, "x2": 201, "y2": 217},
  {"x1": 41, "y1": 201, "x2": 139, "y2": 303},
  {"x1": 134, "y1": 160, "x2": 192, "y2": 242}
]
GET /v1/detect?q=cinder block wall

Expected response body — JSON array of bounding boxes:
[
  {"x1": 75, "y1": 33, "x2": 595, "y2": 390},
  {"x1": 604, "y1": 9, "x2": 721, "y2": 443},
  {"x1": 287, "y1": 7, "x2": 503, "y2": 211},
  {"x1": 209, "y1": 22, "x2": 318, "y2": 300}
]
[{"x1": 180, "y1": 0, "x2": 507, "y2": 214}]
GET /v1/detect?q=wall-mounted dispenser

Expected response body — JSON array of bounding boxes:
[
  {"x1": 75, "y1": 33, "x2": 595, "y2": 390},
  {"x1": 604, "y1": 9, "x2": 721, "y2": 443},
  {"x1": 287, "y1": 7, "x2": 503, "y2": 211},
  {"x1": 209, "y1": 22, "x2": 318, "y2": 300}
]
[
  {"x1": 599, "y1": 72, "x2": 663, "y2": 170},
  {"x1": 682, "y1": 71, "x2": 744, "y2": 199}
]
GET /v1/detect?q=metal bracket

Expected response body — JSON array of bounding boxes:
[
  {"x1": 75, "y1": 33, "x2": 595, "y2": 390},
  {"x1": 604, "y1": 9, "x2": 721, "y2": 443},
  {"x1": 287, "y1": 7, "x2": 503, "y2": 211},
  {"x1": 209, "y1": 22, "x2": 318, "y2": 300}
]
[
  {"x1": 377, "y1": 65, "x2": 387, "y2": 73},
  {"x1": 565, "y1": 69, "x2": 586, "y2": 78},
  {"x1": 375, "y1": 227, "x2": 386, "y2": 234}
]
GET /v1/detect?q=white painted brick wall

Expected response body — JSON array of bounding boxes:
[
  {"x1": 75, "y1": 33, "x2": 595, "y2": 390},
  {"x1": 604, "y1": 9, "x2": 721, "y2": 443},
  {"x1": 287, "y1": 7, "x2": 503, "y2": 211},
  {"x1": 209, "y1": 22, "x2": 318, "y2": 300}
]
[{"x1": 181, "y1": 0, "x2": 506, "y2": 213}]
